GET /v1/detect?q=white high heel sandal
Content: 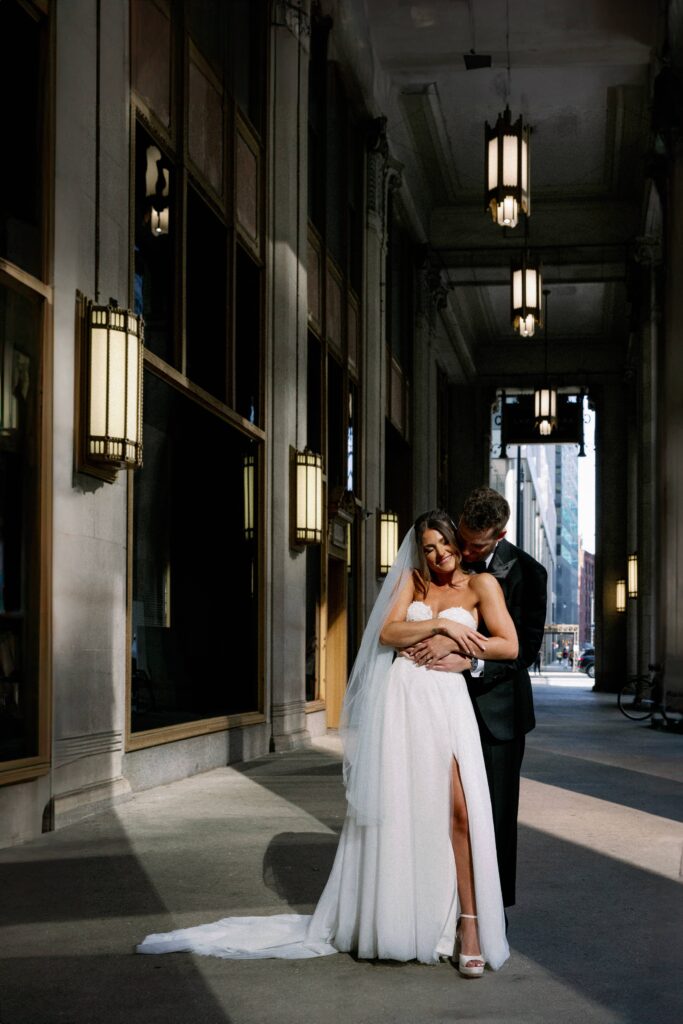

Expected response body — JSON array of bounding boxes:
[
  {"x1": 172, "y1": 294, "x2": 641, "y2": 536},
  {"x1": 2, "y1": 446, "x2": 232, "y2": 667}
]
[{"x1": 457, "y1": 914, "x2": 486, "y2": 978}]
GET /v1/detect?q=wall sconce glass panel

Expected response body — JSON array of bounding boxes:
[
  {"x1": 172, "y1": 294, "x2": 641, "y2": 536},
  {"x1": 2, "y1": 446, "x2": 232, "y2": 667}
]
[
  {"x1": 378, "y1": 511, "x2": 399, "y2": 576},
  {"x1": 85, "y1": 302, "x2": 144, "y2": 470},
  {"x1": 628, "y1": 553, "x2": 638, "y2": 598},
  {"x1": 294, "y1": 449, "x2": 323, "y2": 544},
  {"x1": 616, "y1": 579, "x2": 626, "y2": 613},
  {"x1": 243, "y1": 453, "x2": 255, "y2": 540}
]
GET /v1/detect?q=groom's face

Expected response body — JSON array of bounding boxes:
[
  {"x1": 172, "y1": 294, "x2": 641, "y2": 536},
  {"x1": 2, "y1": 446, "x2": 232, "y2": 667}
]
[{"x1": 456, "y1": 520, "x2": 506, "y2": 563}]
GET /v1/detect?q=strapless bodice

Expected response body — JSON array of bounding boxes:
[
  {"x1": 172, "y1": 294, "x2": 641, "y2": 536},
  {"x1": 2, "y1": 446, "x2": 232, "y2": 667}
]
[{"x1": 406, "y1": 601, "x2": 477, "y2": 629}]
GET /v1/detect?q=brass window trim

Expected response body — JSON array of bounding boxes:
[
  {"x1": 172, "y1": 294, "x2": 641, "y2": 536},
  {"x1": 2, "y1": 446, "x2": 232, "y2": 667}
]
[
  {"x1": 126, "y1": 711, "x2": 267, "y2": 752},
  {"x1": 144, "y1": 349, "x2": 266, "y2": 443},
  {"x1": 0, "y1": 267, "x2": 53, "y2": 786}
]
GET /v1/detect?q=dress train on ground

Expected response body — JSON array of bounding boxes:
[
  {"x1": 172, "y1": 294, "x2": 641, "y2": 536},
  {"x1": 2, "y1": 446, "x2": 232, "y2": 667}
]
[{"x1": 137, "y1": 605, "x2": 509, "y2": 969}]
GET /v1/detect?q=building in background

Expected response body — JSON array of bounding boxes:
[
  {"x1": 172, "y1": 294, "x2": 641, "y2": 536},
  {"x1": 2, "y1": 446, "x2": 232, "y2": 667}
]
[
  {"x1": 554, "y1": 446, "x2": 579, "y2": 625},
  {"x1": 579, "y1": 544, "x2": 596, "y2": 647}
]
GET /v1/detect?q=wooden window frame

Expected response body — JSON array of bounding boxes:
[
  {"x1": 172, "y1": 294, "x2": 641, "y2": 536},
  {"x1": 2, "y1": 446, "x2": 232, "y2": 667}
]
[{"x1": 0, "y1": 266, "x2": 53, "y2": 786}]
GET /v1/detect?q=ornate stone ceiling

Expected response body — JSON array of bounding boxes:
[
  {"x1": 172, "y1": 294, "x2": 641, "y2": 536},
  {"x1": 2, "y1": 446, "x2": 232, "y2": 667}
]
[{"x1": 362, "y1": 0, "x2": 661, "y2": 381}]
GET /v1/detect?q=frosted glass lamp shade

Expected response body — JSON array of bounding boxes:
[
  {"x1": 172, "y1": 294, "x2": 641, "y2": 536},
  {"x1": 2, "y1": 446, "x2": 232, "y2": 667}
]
[
  {"x1": 627, "y1": 553, "x2": 638, "y2": 598},
  {"x1": 512, "y1": 259, "x2": 542, "y2": 336},
  {"x1": 485, "y1": 107, "x2": 530, "y2": 228},
  {"x1": 533, "y1": 386, "x2": 557, "y2": 436},
  {"x1": 86, "y1": 303, "x2": 144, "y2": 469},
  {"x1": 378, "y1": 511, "x2": 399, "y2": 576},
  {"x1": 295, "y1": 450, "x2": 323, "y2": 544}
]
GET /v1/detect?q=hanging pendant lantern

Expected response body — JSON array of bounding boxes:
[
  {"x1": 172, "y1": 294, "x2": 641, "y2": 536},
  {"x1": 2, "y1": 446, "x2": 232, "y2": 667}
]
[
  {"x1": 145, "y1": 145, "x2": 170, "y2": 237},
  {"x1": 534, "y1": 386, "x2": 557, "y2": 435},
  {"x1": 533, "y1": 288, "x2": 556, "y2": 436},
  {"x1": 512, "y1": 255, "x2": 542, "y2": 337},
  {"x1": 485, "y1": 107, "x2": 530, "y2": 229}
]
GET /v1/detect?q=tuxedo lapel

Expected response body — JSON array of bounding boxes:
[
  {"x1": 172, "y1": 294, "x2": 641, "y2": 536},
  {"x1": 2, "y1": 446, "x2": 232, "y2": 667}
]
[{"x1": 488, "y1": 539, "x2": 517, "y2": 580}]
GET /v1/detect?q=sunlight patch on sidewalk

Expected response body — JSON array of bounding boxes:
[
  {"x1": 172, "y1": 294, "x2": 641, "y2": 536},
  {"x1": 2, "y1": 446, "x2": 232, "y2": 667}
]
[{"x1": 519, "y1": 777, "x2": 683, "y2": 881}]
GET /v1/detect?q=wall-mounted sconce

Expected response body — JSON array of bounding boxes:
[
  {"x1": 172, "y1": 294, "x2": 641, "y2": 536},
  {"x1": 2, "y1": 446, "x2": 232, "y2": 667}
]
[
  {"x1": 243, "y1": 453, "x2": 255, "y2": 540},
  {"x1": 293, "y1": 448, "x2": 323, "y2": 545},
  {"x1": 1, "y1": 338, "x2": 29, "y2": 438},
  {"x1": 145, "y1": 145, "x2": 170, "y2": 237},
  {"x1": 76, "y1": 297, "x2": 144, "y2": 481},
  {"x1": 627, "y1": 552, "x2": 638, "y2": 598},
  {"x1": 616, "y1": 579, "x2": 626, "y2": 613},
  {"x1": 377, "y1": 510, "x2": 399, "y2": 576}
]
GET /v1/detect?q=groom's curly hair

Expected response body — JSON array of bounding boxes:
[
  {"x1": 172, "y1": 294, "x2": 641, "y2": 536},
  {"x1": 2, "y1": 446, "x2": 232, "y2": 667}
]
[
  {"x1": 412, "y1": 509, "x2": 462, "y2": 599},
  {"x1": 461, "y1": 487, "x2": 510, "y2": 534}
]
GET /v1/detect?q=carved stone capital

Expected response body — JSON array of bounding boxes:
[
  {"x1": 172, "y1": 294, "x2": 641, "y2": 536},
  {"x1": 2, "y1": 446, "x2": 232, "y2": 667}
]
[
  {"x1": 272, "y1": 1, "x2": 311, "y2": 39},
  {"x1": 366, "y1": 118, "x2": 403, "y2": 242},
  {"x1": 632, "y1": 235, "x2": 663, "y2": 266}
]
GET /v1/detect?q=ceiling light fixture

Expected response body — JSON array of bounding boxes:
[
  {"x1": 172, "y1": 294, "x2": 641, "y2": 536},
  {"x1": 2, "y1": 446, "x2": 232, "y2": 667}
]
[
  {"x1": 534, "y1": 289, "x2": 557, "y2": 436},
  {"x1": 512, "y1": 219, "x2": 542, "y2": 336},
  {"x1": 484, "y1": 1, "x2": 530, "y2": 228}
]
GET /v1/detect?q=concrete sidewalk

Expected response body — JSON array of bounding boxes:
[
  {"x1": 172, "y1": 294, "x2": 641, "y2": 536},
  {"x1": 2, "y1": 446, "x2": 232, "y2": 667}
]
[{"x1": 1, "y1": 681, "x2": 682, "y2": 1024}]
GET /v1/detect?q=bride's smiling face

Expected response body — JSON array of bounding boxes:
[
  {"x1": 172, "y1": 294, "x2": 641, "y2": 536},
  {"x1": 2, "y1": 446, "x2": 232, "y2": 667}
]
[{"x1": 421, "y1": 528, "x2": 458, "y2": 579}]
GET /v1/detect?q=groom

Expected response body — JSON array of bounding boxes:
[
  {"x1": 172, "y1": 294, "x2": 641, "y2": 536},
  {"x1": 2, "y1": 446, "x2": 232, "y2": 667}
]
[{"x1": 410, "y1": 487, "x2": 547, "y2": 909}]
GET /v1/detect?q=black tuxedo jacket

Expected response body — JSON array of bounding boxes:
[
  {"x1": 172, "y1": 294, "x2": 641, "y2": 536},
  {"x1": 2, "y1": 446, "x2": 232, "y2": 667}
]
[{"x1": 466, "y1": 537, "x2": 547, "y2": 742}]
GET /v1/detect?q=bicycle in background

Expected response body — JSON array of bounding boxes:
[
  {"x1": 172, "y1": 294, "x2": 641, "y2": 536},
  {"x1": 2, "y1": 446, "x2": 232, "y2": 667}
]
[{"x1": 617, "y1": 663, "x2": 677, "y2": 727}]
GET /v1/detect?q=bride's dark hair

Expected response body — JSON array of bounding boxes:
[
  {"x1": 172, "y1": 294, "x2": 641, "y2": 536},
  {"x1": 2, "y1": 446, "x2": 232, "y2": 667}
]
[{"x1": 412, "y1": 509, "x2": 463, "y2": 599}]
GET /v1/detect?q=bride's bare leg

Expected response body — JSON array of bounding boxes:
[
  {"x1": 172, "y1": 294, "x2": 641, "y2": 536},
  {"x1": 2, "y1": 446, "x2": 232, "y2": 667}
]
[{"x1": 450, "y1": 758, "x2": 483, "y2": 962}]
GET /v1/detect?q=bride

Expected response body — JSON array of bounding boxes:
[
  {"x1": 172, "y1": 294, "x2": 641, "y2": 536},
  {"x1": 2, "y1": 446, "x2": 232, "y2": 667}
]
[{"x1": 138, "y1": 510, "x2": 517, "y2": 975}]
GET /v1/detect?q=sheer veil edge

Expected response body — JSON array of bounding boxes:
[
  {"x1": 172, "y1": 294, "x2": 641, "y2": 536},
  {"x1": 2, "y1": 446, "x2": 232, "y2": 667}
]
[{"x1": 339, "y1": 529, "x2": 418, "y2": 825}]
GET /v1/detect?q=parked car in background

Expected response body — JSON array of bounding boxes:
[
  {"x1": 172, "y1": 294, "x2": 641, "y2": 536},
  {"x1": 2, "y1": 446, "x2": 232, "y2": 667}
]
[{"x1": 578, "y1": 647, "x2": 595, "y2": 678}]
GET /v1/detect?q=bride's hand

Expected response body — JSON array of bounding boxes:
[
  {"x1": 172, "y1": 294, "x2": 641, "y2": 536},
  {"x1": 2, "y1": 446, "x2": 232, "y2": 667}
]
[{"x1": 434, "y1": 618, "x2": 487, "y2": 655}]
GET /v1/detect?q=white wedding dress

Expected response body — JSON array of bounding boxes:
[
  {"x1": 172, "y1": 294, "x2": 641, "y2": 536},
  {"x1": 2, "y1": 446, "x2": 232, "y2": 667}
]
[{"x1": 138, "y1": 604, "x2": 509, "y2": 970}]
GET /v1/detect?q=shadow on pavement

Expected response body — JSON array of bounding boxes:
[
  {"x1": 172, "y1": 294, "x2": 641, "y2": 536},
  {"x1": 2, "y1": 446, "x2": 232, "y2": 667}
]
[{"x1": 0, "y1": 819, "x2": 234, "y2": 1024}]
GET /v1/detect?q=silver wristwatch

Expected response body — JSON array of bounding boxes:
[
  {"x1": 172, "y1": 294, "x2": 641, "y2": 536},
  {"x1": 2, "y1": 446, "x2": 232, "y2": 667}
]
[{"x1": 470, "y1": 657, "x2": 480, "y2": 673}]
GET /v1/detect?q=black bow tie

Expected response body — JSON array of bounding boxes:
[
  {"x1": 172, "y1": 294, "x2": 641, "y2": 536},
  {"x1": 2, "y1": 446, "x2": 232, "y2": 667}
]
[{"x1": 466, "y1": 560, "x2": 489, "y2": 574}]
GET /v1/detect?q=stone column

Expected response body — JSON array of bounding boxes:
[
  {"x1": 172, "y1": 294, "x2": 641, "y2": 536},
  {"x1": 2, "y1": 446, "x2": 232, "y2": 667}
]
[
  {"x1": 659, "y1": 141, "x2": 683, "y2": 707},
  {"x1": 633, "y1": 231, "x2": 663, "y2": 676},
  {"x1": 48, "y1": 0, "x2": 132, "y2": 829},
  {"x1": 593, "y1": 381, "x2": 628, "y2": 692},
  {"x1": 411, "y1": 265, "x2": 449, "y2": 514},
  {"x1": 448, "y1": 384, "x2": 495, "y2": 519},
  {"x1": 361, "y1": 119, "x2": 401, "y2": 621},
  {"x1": 267, "y1": 4, "x2": 311, "y2": 750}
]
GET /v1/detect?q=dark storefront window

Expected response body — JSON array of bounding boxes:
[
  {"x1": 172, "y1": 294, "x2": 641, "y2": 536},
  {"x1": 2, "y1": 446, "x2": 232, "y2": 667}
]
[
  {"x1": 0, "y1": 282, "x2": 43, "y2": 763},
  {"x1": 0, "y1": 1, "x2": 46, "y2": 279},
  {"x1": 0, "y1": 0, "x2": 50, "y2": 784},
  {"x1": 131, "y1": 373, "x2": 260, "y2": 731}
]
